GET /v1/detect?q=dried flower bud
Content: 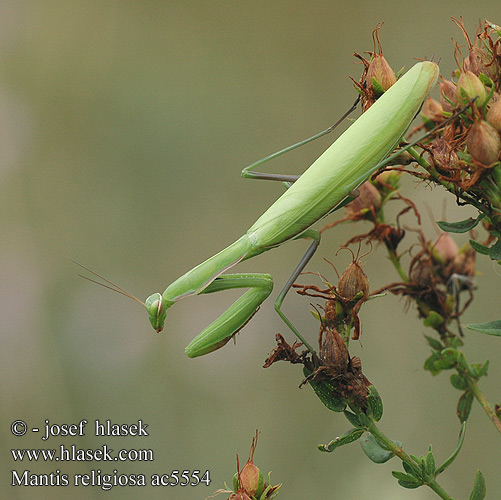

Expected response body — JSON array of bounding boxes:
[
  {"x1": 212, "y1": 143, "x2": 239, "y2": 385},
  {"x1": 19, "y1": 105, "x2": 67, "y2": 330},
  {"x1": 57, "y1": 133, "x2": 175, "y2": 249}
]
[
  {"x1": 410, "y1": 256, "x2": 434, "y2": 289},
  {"x1": 432, "y1": 233, "x2": 459, "y2": 264},
  {"x1": 467, "y1": 120, "x2": 501, "y2": 166},
  {"x1": 421, "y1": 97, "x2": 443, "y2": 123},
  {"x1": 466, "y1": 46, "x2": 500, "y2": 80},
  {"x1": 486, "y1": 98, "x2": 501, "y2": 132},
  {"x1": 439, "y1": 79, "x2": 457, "y2": 112},
  {"x1": 345, "y1": 182, "x2": 381, "y2": 216},
  {"x1": 338, "y1": 259, "x2": 369, "y2": 301},
  {"x1": 240, "y1": 461, "x2": 264, "y2": 497},
  {"x1": 455, "y1": 71, "x2": 487, "y2": 105},
  {"x1": 429, "y1": 137, "x2": 460, "y2": 172},
  {"x1": 366, "y1": 54, "x2": 396, "y2": 96}
]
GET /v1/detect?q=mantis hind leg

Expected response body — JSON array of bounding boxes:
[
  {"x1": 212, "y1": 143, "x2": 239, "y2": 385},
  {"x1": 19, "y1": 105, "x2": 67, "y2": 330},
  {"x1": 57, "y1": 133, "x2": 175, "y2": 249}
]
[
  {"x1": 184, "y1": 274, "x2": 273, "y2": 358},
  {"x1": 274, "y1": 229, "x2": 320, "y2": 354},
  {"x1": 241, "y1": 96, "x2": 360, "y2": 184}
]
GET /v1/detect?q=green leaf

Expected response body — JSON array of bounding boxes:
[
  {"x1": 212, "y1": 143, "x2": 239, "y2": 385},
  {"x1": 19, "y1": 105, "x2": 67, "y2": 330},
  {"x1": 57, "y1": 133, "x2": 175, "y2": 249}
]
[
  {"x1": 367, "y1": 385, "x2": 383, "y2": 422},
  {"x1": 423, "y1": 311, "x2": 444, "y2": 328},
  {"x1": 424, "y1": 335, "x2": 443, "y2": 351},
  {"x1": 304, "y1": 368, "x2": 347, "y2": 412},
  {"x1": 441, "y1": 347, "x2": 458, "y2": 364},
  {"x1": 469, "y1": 239, "x2": 490, "y2": 255},
  {"x1": 489, "y1": 238, "x2": 501, "y2": 260},
  {"x1": 450, "y1": 373, "x2": 468, "y2": 391},
  {"x1": 437, "y1": 214, "x2": 484, "y2": 233},
  {"x1": 318, "y1": 428, "x2": 365, "y2": 452},
  {"x1": 391, "y1": 471, "x2": 423, "y2": 489},
  {"x1": 360, "y1": 433, "x2": 401, "y2": 464},
  {"x1": 468, "y1": 320, "x2": 501, "y2": 336},
  {"x1": 435, "y1": 422, "x2": 466, "y2": 476},
  {"x1": 457, "y1": 391, "x2": 474, "y2": 422},
  {"x1": 469, "y1": 470, "x2": 486, "y2": 500},
  {"x1": 425, "y1": 448, "x2": 436, "y2": 477},
  {"x1": 344, "y1": 410, "x2": 362, "y2": 427},
  {"x1": 477, "y1": 360, "x2": 490, "y2": 378}
]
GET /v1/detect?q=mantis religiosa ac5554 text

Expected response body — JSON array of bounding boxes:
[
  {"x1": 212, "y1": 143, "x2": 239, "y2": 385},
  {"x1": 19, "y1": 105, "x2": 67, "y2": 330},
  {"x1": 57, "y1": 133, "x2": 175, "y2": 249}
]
[{"x1": 81, "y1": 61, "x2": 440, "y2": 357}]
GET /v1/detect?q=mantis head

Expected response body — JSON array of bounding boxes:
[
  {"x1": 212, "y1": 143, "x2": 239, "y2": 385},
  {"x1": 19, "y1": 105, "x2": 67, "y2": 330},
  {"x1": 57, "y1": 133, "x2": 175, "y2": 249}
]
[{"x1": 145, "y1": 293, "x2": 173, "y2": 333}]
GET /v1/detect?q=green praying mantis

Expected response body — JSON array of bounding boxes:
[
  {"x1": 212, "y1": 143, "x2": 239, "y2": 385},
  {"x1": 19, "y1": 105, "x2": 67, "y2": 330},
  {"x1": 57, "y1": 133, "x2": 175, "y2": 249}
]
[{"x1": 82, "y1": 61, "x2": 440, "y2": 357}]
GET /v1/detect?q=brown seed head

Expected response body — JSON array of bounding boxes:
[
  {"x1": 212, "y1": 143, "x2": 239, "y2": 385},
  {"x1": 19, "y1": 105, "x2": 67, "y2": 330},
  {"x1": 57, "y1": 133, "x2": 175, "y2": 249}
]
[
  {"x1": 467, "y1": 119, "x2": 501, "y2": 166},
  {"x1": 338, "y1": 260, "x2": 369, "y2": 301}
]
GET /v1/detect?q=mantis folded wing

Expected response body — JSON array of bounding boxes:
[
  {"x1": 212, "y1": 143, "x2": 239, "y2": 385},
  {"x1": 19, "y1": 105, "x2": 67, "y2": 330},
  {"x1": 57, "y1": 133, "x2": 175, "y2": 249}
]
[{"x1": 142, "y1": 61, "x2": 439, "y2": 357}]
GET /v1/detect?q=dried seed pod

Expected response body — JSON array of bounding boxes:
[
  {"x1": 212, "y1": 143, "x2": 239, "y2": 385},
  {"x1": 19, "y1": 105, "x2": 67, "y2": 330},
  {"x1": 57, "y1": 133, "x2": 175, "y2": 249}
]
[
  {"x1": 439, "y1": 79, "x2": 457, "y2": 112},
  {"x1": 421, "y1": 97, "x2": 444, "y2": 123},
  {"x1": 319, "y1": 325, "x2": 349, "y2": 372},
  {"x1": 486, "y1": 98, "x2": 501, "y2": 132},
  {"x1": 366, "y1": 54, "x2": 397, "y2": 95},
  {"x1": 345, "y1": 181, "x2": 382, "y2": 216},
  {"x1": 239, "y1": 432, "x2": 265, "y2": 498},
  {"x1": 429, "y1": 137, "x2": 460, "y2": 172},
  {"x1": 467, "y1": 119, "x2": 501, "y2": 166},
  {"x1": 337, "y1": 258, "x2": 369, "y2": 301},
  {"x1": 410, "y1": 256, "x2": 434, "y2": 289}
]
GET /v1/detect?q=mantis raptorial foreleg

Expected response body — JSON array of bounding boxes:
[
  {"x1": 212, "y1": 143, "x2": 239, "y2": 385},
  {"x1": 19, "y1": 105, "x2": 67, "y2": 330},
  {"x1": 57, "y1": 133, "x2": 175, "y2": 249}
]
[{"x1": 184, "y1": 273, "x2": 273, "y2": 357}]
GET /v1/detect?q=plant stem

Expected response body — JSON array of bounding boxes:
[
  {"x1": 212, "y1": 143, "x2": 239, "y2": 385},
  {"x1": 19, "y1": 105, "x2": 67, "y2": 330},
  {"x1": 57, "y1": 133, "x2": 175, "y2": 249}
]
[
  {"x1": 464, "y1": 373, "x2": 501, "y2": 433},
  {"x1": 366, "y1": 418, "x2": 457, "y2": 500}
]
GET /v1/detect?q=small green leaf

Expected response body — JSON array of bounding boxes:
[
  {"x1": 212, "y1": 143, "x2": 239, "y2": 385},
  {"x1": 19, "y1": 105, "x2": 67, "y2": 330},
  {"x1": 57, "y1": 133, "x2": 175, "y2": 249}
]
[
  {"x1": 456, "y1": 351, "x2": 470, "y2": 372},
  {"x1": 437, "y1": 214, "x2": 484, "y2": 233},
  {"x1": 424, "y1": 335, "x2": 443, "y2": 351},
  {"x1": 477, "y1": 359, "x2": 490, "y2": 378},
  {"x1": 423, "y1": 311, "x2": 444, "y2": 328},
  {"x1": 367, "y1": 385, "x2": 383, "y2": 422},
  {"x1": 457, "y1": 391, "x2": 474, "y2": 422},
  {"x1": 435, "y1": 422, "x2": 466, "y2": 476},
  {"x1": 489, "y1": 238, "x2": 501, "y2": 260},
  {"x1": 424, "y1": 351, "x2": 445, "y2": 375},
  {"x1": 360, "y1": 433, "x2": 401, "y2": 464},
  {"x1": 344, "y1": 410, "x2": 361, "y2": 427},
  {"x1": 450, "y1": 373, "x2": 468, "y2": 391},
  {"x1": 391, "y1": 471, "x2": 423, "y2": 489},
  {"x1": 403, "y1": 461, "x2": 417, "y2": 476},
  {"x1": 469, "y1": 239, "x2": 490, "y2": 255},
  {"x1": 469, "y1": 470, "x2": 486, "y2": 500},
  {"x1": 425, "y1": 449, "x2": 436, "y2": 477},
  {"x1": 468, "y1": 320, "x2": 501, "y2": 336},
  {"x1": 468, "y1": 361, "x2": 489, "y2": 379},
  {"x1": 441, "y1": 347, "x2": 458, "y2": 364},
  {"x1": 318, "y1": 428, "x2": 365, "y2": 452}
]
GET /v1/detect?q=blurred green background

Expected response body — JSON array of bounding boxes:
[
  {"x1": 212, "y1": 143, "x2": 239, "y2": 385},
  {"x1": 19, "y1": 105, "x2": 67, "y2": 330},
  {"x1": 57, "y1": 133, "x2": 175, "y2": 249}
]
[{"x1": 1, "y1": 2, "x2": 500, "y2": 499}]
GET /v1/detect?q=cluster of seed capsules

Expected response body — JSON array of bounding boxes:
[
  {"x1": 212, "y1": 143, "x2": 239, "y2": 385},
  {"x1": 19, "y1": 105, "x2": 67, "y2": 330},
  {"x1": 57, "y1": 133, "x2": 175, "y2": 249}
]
[{"x1": 421, "y1": 20, "x2": 501, "y2": 210}]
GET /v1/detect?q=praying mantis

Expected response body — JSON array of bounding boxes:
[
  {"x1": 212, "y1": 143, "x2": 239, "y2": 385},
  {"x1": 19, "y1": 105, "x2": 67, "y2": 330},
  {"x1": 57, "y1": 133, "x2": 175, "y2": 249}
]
[{"x1": 86, "y1": 61, "x2": 440, "y2": 357}]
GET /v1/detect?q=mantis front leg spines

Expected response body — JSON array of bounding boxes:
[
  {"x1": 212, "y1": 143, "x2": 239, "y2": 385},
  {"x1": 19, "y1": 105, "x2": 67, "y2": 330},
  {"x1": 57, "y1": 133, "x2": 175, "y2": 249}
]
[{"x1": 142, "y1": 61, "x2": 439, "y2": 357}]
